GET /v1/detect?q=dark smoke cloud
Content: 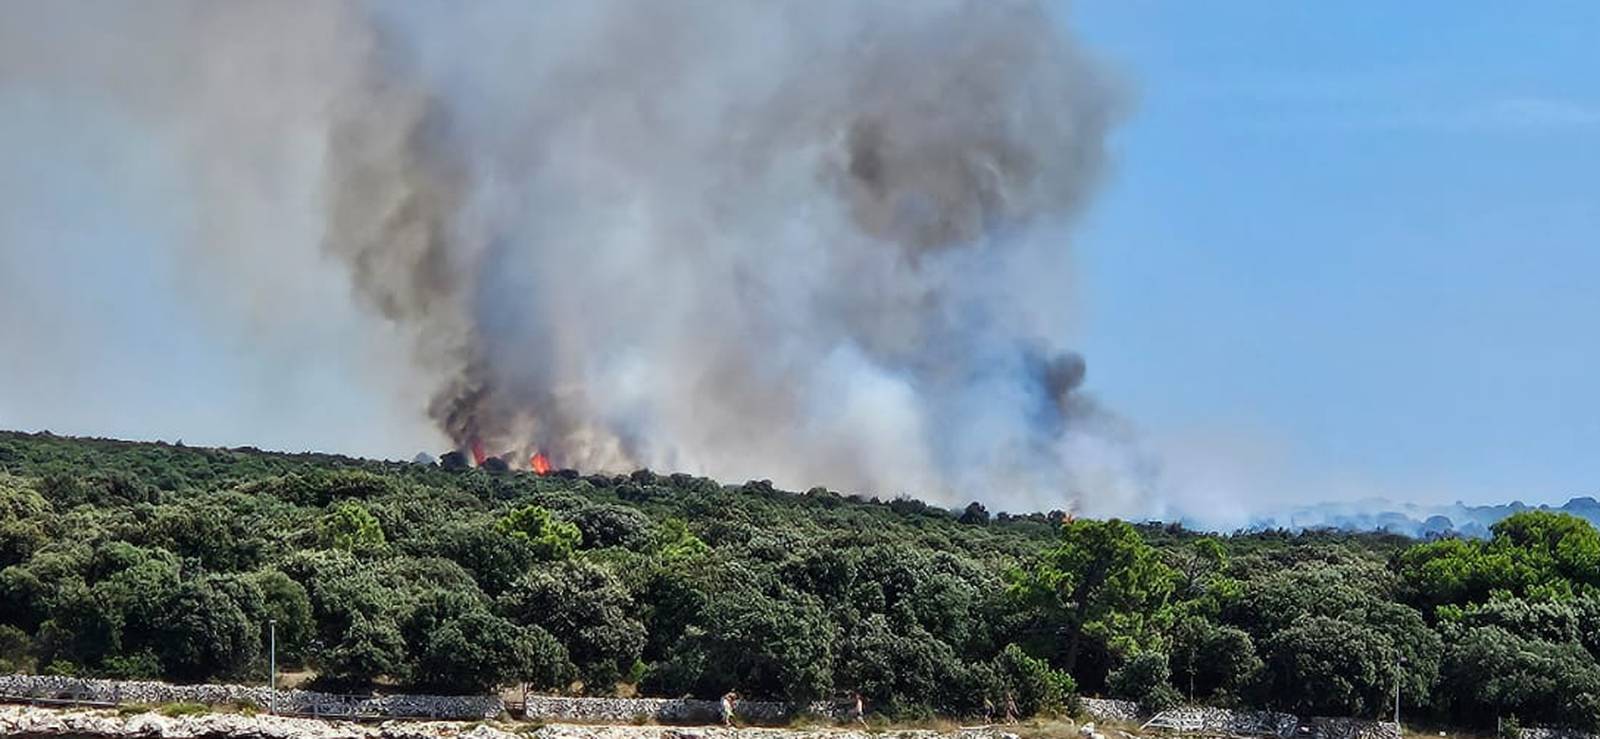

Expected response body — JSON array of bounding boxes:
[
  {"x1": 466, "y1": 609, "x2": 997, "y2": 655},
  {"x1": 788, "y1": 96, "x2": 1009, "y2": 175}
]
[{"x1": 0, "y1": 0, "x2": 1161, "y2": 516}]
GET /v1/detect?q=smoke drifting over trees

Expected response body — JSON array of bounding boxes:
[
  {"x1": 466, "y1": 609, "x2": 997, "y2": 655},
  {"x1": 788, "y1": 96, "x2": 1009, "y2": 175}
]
[{"x1": 0, "y1": 1, "x2": 1153, "y2": 515}]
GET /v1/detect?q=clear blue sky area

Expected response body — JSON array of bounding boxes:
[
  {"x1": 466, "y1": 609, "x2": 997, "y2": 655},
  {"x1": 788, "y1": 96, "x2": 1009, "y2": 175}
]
[{"x1": 1065, "y1": 2, "x2": 1599, "y2": 505}]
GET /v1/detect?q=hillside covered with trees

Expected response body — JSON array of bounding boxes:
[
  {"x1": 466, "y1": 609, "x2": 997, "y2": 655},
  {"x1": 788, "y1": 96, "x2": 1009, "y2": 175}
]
[{"x1": 1, "y1": 431, "x2": 1597, "y2": 729}]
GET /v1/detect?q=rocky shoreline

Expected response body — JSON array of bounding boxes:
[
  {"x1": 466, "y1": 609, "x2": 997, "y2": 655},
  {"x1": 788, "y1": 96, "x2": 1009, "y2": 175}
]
[{"x1": 0, "y1": 705, "x2": 1018, "y2": 739}]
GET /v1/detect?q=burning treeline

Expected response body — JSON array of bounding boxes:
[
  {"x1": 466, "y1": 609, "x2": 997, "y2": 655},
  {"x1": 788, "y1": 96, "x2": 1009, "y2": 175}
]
[
  {"x1": 454, "y1": 440, "x2": 552, "y2": 476},
  {"x1": 10, "y1": 1, "x2": 1152, "y2": 515}
]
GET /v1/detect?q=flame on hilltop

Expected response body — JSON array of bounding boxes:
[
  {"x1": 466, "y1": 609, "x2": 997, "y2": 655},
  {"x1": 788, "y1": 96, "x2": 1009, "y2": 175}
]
[{"x1": 462, "y1": 436, "x2": 551, "y2": 474}]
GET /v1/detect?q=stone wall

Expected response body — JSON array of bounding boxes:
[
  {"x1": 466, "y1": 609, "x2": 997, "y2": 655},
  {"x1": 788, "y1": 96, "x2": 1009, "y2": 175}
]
[
  {"x1": 1521, "y1": 729, "x2": 1598, "y2": 739},
  {"x1": 1147, "y1": 707, "x2": 1299, "y2": 737},
  {"x1": 0, "y1": 674, "x2": 1416, "y2": 739},
  {"x1": 1078, "y1": 698, "x2": 1141, "y2": 723},
  {"x1": 0, "y1": 674, "x2": 855, "y2": 724},
  {"x1": 0, "y1": 674, "x2": 503, "y2": 720},
  {"x1": 516, "y1": 696, "x2": 848, "y2": 724},
  {"x1": 1077, "y1": 698, "x2": 1396, "y2": 739},
  {"x1": 0, "y1": 704, "x2": 1024, "y2": 739},
  {"x1": 1301, "y1": 717, "x2": 1400, "y2": 739}
]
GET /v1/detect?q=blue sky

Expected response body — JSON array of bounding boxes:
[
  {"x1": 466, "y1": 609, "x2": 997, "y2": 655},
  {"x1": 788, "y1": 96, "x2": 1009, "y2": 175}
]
[{"x1": 1064, "y1": 2, "x2": 1599, "y2": 505}]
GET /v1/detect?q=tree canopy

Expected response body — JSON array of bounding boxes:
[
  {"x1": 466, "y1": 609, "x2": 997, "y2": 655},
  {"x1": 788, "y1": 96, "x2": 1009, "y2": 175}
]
[{"x1": 0, "y1": 430, "x2": 1596, "y2": 729}]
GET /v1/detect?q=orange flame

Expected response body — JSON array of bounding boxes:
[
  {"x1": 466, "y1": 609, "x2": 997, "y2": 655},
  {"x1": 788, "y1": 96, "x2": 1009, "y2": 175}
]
[
  {"x1": 530, "y1": 452, "x2": 552, "y2": 475},
  {"x1": 470, "y1": 439, "x2": 487, "y2": 467}
]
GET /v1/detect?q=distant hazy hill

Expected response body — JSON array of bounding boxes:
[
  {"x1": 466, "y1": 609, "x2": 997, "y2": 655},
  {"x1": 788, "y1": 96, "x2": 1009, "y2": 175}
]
[{"x1": 1246, "y1": 495, "x2": 1600, "y2": 538}]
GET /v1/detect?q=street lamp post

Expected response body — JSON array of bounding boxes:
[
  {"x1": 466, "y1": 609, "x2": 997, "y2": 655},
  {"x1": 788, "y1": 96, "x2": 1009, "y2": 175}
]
[
  {"x1": 268, "y1": 619, "x2": 278, "y2": 715},
  {"x1": 1394, "y1": 654, "x2": 1407, "y2": 728}
]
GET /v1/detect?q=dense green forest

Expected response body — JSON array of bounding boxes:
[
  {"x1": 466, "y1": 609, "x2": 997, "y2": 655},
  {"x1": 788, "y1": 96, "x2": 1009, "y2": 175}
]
[{"x1": 1, "y1": 431, "x2": 1598, "y2": 728}]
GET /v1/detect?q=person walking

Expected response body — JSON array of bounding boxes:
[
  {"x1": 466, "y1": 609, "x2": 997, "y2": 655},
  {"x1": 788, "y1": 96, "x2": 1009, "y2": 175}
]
[
  {"x1": 1003, "y1": 692, "x2": 1018, "y2": 724},
  {"x1": 850, "y1": 691, "x2": 867, "y2": 727},
  {"x1": 721, "y1": 691, "x2": 739, "y2": 727}
]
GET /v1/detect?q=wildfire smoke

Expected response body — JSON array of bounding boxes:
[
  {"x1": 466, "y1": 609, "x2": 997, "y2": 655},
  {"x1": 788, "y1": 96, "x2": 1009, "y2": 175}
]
[{"x1": 0, "y1": 0, "x2": 1158, "y2": 517}]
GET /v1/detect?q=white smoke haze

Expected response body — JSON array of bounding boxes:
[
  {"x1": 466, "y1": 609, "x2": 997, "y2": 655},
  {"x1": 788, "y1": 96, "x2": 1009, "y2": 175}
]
[{"x1": 0, "y1": 1, "x2": 1178, "y2": 517}]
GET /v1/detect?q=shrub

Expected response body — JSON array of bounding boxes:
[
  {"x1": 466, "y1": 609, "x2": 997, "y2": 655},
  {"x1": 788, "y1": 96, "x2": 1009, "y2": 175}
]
[
  {"x1": 321, "y1": 502, "x2": 386, "y2": 553},
  {"x1": 1498, "y1": 715, "x2": 1521, "y2": 739},
  {"x1": 995, "y1": 643, "x2": 1076, "y2": 717},
  {"x1": 0, "y1": 623, "x2": 32, "y2": 672},
  {"x1": 101, "y1": 649, "x2": 162, "y2": 680},
  {"x1": 569, "y1": 504, "x2": 652, "y2": 550},
  {"x1": 1108, "y1": 652, "x2": 1182, "y2": 713},
  {"x1": 496, "y1": 505, "x2": 581, "y2": 560},
  {"x1": 959, "y1": 502, "x2": 991, "y2": 526}
]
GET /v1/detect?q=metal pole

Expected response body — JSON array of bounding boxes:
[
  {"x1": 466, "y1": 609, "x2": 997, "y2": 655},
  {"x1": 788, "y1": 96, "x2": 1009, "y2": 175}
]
[
  {"x1": 269, "y1": 619, "x2": 277, "y2": 715},
  {"x1": 1393, "y1": 669, "x2": 1399, "y2": 726},
  {"x1": 1394, "y1": 655, "x2": 1404, "y2": 728}
]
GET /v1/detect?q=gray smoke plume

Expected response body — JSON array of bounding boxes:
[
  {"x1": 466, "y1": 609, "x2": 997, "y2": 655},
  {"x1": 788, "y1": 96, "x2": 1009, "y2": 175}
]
[{"x1": 1, "y1": 1, "x2": 1155, "y2": 516}]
